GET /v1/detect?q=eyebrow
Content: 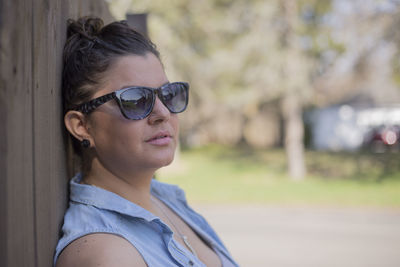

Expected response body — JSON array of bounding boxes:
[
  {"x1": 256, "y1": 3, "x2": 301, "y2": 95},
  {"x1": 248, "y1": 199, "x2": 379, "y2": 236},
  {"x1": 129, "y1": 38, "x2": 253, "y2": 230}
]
[{"x1": 117, "y1": 81, "x2": 170, "y2": 91}]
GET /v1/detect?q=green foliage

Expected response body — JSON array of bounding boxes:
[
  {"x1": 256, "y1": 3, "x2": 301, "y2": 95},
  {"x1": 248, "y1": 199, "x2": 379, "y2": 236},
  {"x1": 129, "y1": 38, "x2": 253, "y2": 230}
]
[
  {"x1": 297, "y1": 0, "x2": 346, "y2": 62},
  {"x1": 391, "y1": 52, "x2": 400, "y2": 87},
  {"x1": 157, "y1": 146, "x2": 400, "y2": 207}
]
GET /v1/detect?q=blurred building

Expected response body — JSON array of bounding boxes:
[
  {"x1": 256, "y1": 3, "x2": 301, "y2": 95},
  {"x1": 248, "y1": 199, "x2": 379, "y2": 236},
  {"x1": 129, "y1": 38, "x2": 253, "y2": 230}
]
[{"x1": 307, "y1": 102, "x2": 400, "y2": 151}]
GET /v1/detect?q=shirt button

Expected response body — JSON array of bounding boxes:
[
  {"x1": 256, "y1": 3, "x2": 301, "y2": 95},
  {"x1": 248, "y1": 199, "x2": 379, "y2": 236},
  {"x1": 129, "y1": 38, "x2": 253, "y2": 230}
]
[{"x1": 188, "y1": 260, "x2": 194, "y2": 266}]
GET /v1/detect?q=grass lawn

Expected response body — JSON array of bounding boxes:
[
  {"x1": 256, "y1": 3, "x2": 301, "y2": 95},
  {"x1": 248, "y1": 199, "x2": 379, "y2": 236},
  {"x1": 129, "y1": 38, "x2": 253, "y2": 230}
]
[{"x1": 156, "y1": 145, "x2": 400, "y2": 208}]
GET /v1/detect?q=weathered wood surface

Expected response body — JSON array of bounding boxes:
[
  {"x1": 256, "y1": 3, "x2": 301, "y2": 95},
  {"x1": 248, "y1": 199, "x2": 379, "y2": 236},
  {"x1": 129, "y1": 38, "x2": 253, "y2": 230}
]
[{"x1": 0, "y1": 1, "x2": 113, "y2": 266}]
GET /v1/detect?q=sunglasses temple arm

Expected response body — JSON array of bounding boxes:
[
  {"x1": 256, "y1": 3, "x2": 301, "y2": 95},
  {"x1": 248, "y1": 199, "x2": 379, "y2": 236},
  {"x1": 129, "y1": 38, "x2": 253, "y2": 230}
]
[{"x1": 76, "y1": 93, "x2": 116, "y2": 114}]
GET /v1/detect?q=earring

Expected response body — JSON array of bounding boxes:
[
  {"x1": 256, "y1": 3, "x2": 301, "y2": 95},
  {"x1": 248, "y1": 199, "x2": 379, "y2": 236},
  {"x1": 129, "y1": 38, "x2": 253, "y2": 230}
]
[{"x1": 81, "y1": 139, "x2": 90, "y2": 148}]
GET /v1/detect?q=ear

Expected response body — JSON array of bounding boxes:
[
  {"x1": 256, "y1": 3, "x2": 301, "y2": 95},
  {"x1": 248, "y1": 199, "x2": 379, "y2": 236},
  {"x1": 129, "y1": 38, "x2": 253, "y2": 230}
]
[{"x1": 64, "y1": 111, "x2": 94, "y2": 147}]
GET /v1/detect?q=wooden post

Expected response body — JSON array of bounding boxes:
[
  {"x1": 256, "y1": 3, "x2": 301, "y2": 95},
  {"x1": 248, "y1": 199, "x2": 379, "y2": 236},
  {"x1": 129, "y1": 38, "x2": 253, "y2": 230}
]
[
  {"x1": 0, "y1": 1, "x2": 113, "y2": 266},
  {"x1": 127, "y1": 13, "x2": 149, "y2": 37}
]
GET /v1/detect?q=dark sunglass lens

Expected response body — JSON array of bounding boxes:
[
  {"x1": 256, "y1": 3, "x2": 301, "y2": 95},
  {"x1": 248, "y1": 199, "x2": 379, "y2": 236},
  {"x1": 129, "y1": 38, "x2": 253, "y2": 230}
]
[
  {"x1": 162, "y1": 83, "x2": 188, "y2": 113},
  {"x1": 120, "y1": 88, "x2": 153, "y2": 119}
]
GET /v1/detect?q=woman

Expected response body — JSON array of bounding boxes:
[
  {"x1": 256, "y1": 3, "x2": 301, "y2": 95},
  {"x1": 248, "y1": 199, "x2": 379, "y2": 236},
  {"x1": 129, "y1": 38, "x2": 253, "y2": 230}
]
[{"x1": 54, "y1": 17, "x2": 238, "y2": 267}]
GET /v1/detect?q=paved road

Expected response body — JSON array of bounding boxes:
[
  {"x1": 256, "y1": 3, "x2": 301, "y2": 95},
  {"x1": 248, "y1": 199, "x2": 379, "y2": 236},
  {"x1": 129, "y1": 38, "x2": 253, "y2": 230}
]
[{"x1": 193, "y1": 204, "x2": 400, "y2": 267}]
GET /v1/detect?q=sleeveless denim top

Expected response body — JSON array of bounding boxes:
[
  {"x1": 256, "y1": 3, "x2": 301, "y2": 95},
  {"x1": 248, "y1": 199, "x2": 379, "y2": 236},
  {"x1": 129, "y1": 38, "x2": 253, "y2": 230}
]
[{"x1": 54, "y1": 174, "x2": 239, "y2": 267}]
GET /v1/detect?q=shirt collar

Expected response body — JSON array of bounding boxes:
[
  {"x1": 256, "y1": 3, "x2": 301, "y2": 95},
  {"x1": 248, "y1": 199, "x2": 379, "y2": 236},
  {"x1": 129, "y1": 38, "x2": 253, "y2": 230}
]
[{"x1": 70, "y1": 173, "x2": 160, "y2": 222}]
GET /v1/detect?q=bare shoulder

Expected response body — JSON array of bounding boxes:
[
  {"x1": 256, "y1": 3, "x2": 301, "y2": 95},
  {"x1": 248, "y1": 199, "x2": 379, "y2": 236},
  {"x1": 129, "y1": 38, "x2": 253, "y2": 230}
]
[{"x1": 56, "y1": 233, "x2": 147, "y2": 267}]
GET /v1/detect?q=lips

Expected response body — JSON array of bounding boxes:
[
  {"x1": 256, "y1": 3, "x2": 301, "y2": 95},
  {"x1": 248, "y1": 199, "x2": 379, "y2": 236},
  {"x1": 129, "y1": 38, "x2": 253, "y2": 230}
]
[
  {"x1": 146, "y1": 131, "x2": 171, "y2": 141},
  {"x1": 145, "y1": 131, "x2": 173, "y2": 145}
]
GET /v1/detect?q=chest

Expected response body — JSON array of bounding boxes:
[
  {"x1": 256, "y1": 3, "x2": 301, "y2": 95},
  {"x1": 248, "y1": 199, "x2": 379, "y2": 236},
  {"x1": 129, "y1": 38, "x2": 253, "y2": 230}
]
[
  {"x1": 150, "y1": 199, "x2": 222, "y2": 267},
  {"x1": 116, "y1": 213, "x2": 226, "y2": 266}
]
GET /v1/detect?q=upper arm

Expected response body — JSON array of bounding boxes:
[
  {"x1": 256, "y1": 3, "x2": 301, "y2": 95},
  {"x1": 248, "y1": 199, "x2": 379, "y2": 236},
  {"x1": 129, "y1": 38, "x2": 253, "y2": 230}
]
[{"x1": 56, "y1": 233, "x2": 147, "y2": 267}]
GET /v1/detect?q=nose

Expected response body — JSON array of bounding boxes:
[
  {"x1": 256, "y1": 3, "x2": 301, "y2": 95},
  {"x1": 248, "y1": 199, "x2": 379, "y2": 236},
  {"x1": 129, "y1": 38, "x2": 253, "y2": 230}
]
[{"x1": 148, "y1": 96, "x2": 171, "y2": 124}]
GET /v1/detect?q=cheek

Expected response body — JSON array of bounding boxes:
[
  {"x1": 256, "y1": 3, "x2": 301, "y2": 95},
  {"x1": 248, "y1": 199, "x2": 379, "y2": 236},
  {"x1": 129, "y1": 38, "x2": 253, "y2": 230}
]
[
  {"x1": 90, "y1": 114, "x2": 144, "y2": 152},
  {"x1": 171, "y1": 115, "x2": 180, "y2": 140}
]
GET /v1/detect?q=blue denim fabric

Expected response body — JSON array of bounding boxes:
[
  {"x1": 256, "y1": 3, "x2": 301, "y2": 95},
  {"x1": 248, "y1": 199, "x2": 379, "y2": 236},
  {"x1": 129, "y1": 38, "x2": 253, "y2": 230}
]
[{"x1": 54, "y1": 174, "x2": 239, "y2": 267}]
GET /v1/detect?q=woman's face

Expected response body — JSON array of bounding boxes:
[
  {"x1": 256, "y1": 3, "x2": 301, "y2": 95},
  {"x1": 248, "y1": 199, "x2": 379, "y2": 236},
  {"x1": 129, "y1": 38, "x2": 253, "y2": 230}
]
[{"x1": 86, "y1": 53, "x2": 179, "y2": 177}]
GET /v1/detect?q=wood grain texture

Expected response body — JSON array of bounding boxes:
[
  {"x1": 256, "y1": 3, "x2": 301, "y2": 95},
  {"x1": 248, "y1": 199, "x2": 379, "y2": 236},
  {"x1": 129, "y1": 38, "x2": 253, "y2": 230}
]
[
  {"x1": 0, "y1": 1, "x2": 8, "y2": 264},
  {"x1": 0, "y1": 1, "x2": 113, "y2": 266},
  {"x1": 32, "y1": 1, "x2": 67, "y2": 266},
  {"x1": 0, "y1": 1, "x2": 36, "y2": 266}
]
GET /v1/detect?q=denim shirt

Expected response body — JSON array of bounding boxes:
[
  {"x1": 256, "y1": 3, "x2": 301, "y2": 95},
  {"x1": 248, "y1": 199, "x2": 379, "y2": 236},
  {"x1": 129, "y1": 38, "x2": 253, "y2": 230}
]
[{"x1": 54, "y1": 174, "x2": 239, "y2": 267}]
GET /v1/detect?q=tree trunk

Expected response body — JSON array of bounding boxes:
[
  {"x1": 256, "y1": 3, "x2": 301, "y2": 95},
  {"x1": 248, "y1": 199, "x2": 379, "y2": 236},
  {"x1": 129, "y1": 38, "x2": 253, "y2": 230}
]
[
  {"x1": 280, "y1": 0, "x2": 307, "y2": 180},
  {"x1": 282, "y1": 94, "x2": 306, "y2": 180}
]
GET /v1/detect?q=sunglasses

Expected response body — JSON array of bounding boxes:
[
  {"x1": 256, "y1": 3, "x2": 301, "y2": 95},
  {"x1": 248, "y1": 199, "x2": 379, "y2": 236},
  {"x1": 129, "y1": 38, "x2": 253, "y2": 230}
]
[{"x1": 74, "y1": 82, "x2": 189, "y2": 120}]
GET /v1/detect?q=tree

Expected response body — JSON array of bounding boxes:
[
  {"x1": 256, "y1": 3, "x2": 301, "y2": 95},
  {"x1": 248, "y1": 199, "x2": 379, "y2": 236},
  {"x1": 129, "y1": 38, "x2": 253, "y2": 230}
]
[{"x1": 308, "y1": 0, "x2": 400, "y2": 106}]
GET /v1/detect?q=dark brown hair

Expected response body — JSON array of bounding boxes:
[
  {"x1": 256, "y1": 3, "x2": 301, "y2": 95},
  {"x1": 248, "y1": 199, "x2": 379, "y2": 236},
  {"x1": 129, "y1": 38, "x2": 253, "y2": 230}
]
[{"x1": 62, "y1": 16, "x2": 160, "y2": 158}]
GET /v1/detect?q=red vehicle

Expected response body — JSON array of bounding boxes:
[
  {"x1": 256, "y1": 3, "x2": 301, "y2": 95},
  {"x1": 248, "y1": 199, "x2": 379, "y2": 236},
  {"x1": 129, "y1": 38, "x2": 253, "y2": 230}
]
[{"x1": 364, "y1": 126, "x2": 400, "y2": 152}]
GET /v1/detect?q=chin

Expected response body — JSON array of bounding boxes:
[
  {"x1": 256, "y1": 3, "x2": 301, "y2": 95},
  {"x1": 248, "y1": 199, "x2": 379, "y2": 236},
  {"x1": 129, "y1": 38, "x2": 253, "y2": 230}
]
[
  {"x1": 152, "y1": 150, "x2": 175, "y2": 169},
  {"x1": 160, "y1": 154, "x2": 175, "y2": 167}
]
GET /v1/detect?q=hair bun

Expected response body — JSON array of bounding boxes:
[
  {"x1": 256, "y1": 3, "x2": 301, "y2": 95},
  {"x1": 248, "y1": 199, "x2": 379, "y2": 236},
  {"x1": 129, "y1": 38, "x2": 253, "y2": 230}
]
[{"x1": 67, "y1": 16, "x2": 104, "y2": 40}]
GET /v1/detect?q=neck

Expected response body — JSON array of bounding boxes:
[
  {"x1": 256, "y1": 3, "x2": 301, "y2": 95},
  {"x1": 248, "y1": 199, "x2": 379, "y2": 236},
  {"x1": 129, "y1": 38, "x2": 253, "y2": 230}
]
[{"x1": 83, "y1": 157, "x2": 156, "y2": 210}]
